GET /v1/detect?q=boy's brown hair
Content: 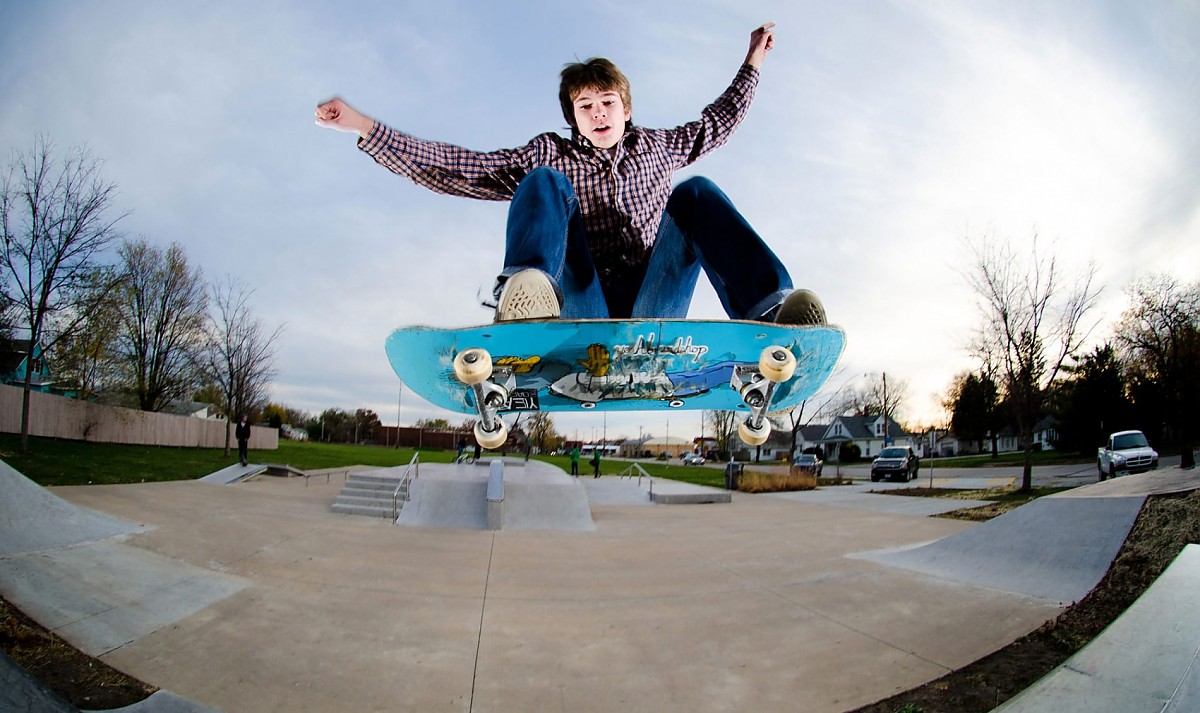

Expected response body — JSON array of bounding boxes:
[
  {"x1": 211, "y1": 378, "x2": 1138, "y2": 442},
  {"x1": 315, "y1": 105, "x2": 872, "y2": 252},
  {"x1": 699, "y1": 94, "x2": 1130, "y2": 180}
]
[{"x1": 559, "y1": 58, "x2": 632, "y2": 129}]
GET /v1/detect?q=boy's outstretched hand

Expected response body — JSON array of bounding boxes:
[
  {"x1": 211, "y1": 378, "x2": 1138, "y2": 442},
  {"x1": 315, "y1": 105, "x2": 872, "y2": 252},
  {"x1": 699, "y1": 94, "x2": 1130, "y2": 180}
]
[
  {"x1": 745, "y1": 22, "x2": 776, "y2": 69},
  {"x1": 315, "y1": 98, "x2": 375, "y2": 138}
]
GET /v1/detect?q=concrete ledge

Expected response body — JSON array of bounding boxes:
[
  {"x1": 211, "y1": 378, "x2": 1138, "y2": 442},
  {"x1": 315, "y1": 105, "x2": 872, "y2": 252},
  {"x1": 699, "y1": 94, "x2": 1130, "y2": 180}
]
[
  {"x1": 486, "y1": 460, "x2": 504, "y2": 531},
  {"x1": 651, "y1": 491, "x2": 732, "y2": 504}
]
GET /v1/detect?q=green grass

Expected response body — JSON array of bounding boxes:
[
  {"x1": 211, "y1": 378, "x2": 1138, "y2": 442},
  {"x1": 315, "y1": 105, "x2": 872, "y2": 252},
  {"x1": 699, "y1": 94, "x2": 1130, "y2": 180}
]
[
  {"x1": 0, "y1": 434, "x2": 446, "y2": 487},
  {"x1": 924, "y1": 450, "x2": 1092, "y2": 469},
  {"x1": 0, "y1": 435, "x2": 733, "y2": 489}
]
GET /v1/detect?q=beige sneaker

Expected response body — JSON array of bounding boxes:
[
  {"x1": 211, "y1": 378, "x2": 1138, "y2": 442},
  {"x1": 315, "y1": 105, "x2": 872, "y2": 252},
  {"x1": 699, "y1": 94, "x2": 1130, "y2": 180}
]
[
  {"x1": 773, "y1": 289, "x2": 827, "y2": 325},
  {"x1": 495, "y1": 269, "x2": 561, "y2": 322}
]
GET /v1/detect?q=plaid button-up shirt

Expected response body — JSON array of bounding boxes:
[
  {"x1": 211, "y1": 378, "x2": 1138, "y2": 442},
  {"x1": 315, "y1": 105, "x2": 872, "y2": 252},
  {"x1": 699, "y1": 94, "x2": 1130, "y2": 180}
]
[{"x1": 358, "y1": 65, "x2": 759, "y2": 285}]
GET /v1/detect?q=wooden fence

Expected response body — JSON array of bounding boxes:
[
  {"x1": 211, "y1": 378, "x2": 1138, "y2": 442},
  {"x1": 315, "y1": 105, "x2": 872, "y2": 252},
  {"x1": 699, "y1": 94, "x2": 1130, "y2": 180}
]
[{"x1": 0, "y1": 384, "x2": 277, "y2": 450}]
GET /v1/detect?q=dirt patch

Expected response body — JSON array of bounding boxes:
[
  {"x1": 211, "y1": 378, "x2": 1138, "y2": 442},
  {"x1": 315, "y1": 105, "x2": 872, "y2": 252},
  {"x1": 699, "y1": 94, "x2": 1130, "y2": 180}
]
[
  {"x1": 876, "y1": 486, "x2": 1072, "y2": 522},
  {"x1": 1, "y1": 596, "x2": 156, "y2": 709},
  {"x1": 850, "y1": 488, "x2": 1200, "y2": 712}
]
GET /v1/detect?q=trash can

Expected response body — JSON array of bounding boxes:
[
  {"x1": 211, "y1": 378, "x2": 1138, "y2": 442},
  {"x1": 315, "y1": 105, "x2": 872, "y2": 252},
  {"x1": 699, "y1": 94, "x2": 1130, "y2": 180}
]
[{"x1": 724, "y1": 462, "x2": 744, "y2": 490}]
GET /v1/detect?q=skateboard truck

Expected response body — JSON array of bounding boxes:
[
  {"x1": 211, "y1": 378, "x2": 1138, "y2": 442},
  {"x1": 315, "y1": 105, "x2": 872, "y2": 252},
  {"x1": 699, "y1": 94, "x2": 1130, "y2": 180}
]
[
  {"x1": 730, "y1": 346, "x2": 797, "y2": 446},
  {"x1": 452, "y1": 347, "x2": 512, "y2": 449}
]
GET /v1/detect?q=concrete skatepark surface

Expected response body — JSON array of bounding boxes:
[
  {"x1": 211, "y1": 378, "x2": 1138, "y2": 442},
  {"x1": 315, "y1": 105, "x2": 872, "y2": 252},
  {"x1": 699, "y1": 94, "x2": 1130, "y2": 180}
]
[
  {"x1": 0, "y1": 458, "x2": 1197, "y2": 712},
  {"x1": 994, "y1": 543, "x2": 1200, "y2": 712}
]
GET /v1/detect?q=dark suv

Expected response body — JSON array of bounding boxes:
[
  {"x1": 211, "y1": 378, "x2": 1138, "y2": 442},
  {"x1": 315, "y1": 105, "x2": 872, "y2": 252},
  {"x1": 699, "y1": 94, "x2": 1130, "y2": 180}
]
[{"x1": 870, "y1": 446, "x2": 919, "y2": 482}]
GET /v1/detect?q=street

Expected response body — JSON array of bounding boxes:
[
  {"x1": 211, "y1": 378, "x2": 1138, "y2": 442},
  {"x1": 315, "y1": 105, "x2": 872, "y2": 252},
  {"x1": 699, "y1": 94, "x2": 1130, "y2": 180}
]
[{"x1": 820, "y1": 454, "x2": 1186, "y2": 489}]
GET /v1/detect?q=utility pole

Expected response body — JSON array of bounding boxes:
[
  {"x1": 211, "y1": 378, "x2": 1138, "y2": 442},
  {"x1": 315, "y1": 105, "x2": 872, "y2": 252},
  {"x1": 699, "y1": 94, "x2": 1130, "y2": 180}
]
[{"x1": 882, "y1": 372, "x2": 890, "y2": 446}]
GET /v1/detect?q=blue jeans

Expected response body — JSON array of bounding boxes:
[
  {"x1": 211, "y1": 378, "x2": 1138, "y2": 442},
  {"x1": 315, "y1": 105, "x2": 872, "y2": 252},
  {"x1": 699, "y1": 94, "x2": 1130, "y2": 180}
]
[{"x1": 497, "y1": 167, "x2": 793, "y2": 320}]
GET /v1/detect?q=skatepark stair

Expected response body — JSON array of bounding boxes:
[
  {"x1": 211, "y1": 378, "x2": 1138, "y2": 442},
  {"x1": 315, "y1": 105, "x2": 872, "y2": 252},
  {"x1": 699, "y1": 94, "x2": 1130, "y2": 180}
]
[{"x1": 331, "y1": 469, "x2": 408, "y2": 518}]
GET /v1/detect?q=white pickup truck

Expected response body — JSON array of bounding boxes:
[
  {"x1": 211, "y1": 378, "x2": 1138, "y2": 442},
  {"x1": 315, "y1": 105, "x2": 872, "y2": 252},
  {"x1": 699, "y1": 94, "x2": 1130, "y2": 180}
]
[{"x1": 1097, "y1": 430, "x2": 1159, "y2": 480}]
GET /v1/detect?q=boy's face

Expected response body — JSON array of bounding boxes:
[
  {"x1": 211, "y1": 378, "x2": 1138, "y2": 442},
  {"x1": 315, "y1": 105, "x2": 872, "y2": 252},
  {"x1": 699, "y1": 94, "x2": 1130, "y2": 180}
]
[{"x1": 572, "y1": 87, "x2": 630, "y2": 150}]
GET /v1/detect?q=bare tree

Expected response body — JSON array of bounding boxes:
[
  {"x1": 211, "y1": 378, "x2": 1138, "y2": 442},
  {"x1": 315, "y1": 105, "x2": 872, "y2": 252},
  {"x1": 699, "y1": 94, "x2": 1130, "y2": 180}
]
[
  {"x1": 525, "y1": 411, "x2": 558, "y2": 453},
  {"x1": 1, "y1": 138, "x2": 126, "y2": 452},
  {"x1": 115, "y1": 239, "x2": 208, "y2": 411},
  {"x1": 1115, "y1": 274, "x2": 1199, "y2": 469},
  {"x1": 203, "y1": 277, "x2": 281, "y2": 456},
  {"x1": 47, "y1": 266, "x2": 124, "y2": 400},
  {"x1": 705, "y1": 410, "x2": 738, "y2": 456},
  {"x1": 780, "y1": 371, "x2": 854, "y2": 459},
  {"x1": 860, "y1": 372, "x2": 909, "y2": 439},
  {"x1": 964, "y1": 234, "x2": 1100, "y2": 490}
]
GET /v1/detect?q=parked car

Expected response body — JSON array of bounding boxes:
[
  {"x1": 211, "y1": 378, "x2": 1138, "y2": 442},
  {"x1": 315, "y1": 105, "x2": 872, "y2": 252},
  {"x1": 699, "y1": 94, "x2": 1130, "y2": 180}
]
[
  {"x1": 1097, "y1": 430, "x2": 1159, "y2": 480},
  {"x1": 791, "y1": 453, "x2": 823, "y2": 477},
  {"x1": 870, "y1": 446, "x2": 919, "y2": 482},
  {"x1": 681, "y1": 453, "x2": 706, "y2": 466}
]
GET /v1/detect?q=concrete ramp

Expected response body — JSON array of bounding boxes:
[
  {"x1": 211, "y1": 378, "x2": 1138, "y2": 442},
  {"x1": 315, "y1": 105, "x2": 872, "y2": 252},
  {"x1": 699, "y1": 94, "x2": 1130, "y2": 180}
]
[
  {"x1": 0, "y1": 461, "x2": 247, "y2": 657},
  {"x1": 995, "y1": 544, "x2": 1200, "y2": 712},
  {"x1": 199, "y1": 462, "x2": 267, "y2": 484},
  {"x1": 396, "y1": 460, "x2": 595, "y2": 531},
  {"x1": 504, "y1": 480, "x2": 595, "y2": 532},
  {"x1": 0, "y1": 460, "x2": 242, "y2": 710},
  {"x1": 397, "y1": 470, "x2": 489, "y2": 529},
  {"x1": 0, "y1": 459, "x2": 145, "y2": 555},
  {"x1": 861, "y1": 494, "x2": 1145, "y2": 603}
]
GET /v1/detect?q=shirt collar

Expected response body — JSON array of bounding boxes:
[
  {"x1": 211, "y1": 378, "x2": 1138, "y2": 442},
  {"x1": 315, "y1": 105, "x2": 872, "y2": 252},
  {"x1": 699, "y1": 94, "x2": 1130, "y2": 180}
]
[{"x1": 572, "y1": 126, "x2": 642, "y2": 155}]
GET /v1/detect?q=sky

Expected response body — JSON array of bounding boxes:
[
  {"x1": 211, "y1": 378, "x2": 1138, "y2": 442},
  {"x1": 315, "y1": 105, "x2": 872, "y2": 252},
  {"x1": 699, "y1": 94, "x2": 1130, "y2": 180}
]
[{"x1": 2, "y1": 0, "x2": 1197, "y2": 444}]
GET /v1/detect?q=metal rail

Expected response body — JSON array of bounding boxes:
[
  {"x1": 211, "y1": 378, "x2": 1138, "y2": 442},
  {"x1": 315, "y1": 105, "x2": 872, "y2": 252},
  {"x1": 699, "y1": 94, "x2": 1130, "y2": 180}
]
[
  {"x1": 618, "y1": 463, "x2": 654, "y2": 498},
  {"x1": 392, "y1": 453, "x2": 420, "y2": 521}
]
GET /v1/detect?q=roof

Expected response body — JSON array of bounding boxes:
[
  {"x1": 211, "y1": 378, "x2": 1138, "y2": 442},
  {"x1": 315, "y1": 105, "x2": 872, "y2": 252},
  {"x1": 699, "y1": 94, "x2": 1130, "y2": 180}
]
[
  {"x1": 643, "y1": 436, "x2": 692, "y2": 446},
  {"x1": 0, "y1": 339, "x2": 34, "y2": 374},
  {"x1": 826, "y1": 415, "x2": 909, "y2": 441}
]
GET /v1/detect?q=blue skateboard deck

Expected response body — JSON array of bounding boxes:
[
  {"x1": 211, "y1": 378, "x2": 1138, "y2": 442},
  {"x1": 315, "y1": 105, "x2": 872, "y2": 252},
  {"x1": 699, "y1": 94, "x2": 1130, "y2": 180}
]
[{"x1": 385, "y1": 319, "x2": 845, "y2": 415}]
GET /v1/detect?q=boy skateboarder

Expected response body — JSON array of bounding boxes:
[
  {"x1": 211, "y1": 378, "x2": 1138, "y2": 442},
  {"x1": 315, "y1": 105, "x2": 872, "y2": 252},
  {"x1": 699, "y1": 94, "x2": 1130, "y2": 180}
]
[{"x1": 316, "y1": 22, "x2": 824, "y2": 326}]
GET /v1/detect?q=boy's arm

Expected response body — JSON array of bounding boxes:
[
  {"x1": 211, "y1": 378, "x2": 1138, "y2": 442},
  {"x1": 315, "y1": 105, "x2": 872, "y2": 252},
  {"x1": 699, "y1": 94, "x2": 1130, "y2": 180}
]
[
  {"x1": 655, "y1": 23, "x2": 775, "y2": 167},
  {"x1": 744, "y1": 22, "x2": 776, "y2": 70},
  {"x1": 315, "y1": 97, "x2": 553, "y2": 201}
]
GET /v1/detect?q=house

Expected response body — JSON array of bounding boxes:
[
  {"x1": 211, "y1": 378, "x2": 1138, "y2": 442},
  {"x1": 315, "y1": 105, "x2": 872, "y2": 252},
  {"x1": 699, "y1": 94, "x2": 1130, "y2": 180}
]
[
  {"x1": 280, "y1": 424, "x2": 309, "y2": 441},
  {"x1": 748, "y1": 429, "x2": 792, "y2": 462},
  {"x1": 163, "y1": 400, "x2": 213, "y2": 419},
  {"x1": 1032, "y1": 416, "x2": 1058, "y2": 451},
  {"x1": 794, "y1": 425, "x2": 830, "y2": 458},
  {"x1": 0, "y1": 339, "x2": 56, "y2": 393},
  {"x1": 929, "y1": 426, "x2": 1029, "y2": 457},
  {"x1": 820, "y1": 415, "x2": 913, "y2": 461}
]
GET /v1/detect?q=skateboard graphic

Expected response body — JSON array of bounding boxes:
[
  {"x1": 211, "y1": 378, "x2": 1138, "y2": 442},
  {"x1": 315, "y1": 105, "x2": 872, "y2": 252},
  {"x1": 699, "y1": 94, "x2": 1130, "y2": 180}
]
[{"x1": 385, "y1": 319, "x2": 845, "y2": 449}]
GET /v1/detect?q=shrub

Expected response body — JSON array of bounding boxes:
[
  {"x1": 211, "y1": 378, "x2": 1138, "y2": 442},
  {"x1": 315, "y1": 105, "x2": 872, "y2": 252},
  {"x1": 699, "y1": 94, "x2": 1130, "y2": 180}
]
[{"x1": 737, "y1": 469, "x2": 817, "y2": 493}]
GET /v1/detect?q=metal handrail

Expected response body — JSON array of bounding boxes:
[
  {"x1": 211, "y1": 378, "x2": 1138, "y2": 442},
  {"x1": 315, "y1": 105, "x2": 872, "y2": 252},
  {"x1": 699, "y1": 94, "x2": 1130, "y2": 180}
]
[
  {"x1": 392, "y1": 453, "x2": 420, "y2": 521},
  {"x1": 618, "y1": 463, "x2": 653, "y2": 488}
]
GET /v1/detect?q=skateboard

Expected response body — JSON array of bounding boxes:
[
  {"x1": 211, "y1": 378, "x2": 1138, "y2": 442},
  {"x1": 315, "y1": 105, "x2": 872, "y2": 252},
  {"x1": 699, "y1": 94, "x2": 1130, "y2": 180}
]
[{"x1": 385, "y1": 319, "x2": 845, "y2": 449}]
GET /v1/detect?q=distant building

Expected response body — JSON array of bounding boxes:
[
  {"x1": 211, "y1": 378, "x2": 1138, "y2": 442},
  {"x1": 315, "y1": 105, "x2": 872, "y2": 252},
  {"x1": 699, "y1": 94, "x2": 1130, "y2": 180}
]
[
  {"x1": 281, "y1": 424, "x2": 309, "y2": 441},
  {"x1": 821, "y1": 415, "x2": 913, "y2": 460}
]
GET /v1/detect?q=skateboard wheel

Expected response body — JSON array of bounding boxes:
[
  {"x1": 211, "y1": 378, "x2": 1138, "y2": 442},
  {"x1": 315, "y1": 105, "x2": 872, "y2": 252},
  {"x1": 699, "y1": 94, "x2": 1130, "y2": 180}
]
[
  {"x1": 759, "y1": 346, "x2": 796, "y2": 382},
  {"x1": 738, "y1": 417, "x2": 771, "y2": 446},
  {"x1": 453, "y1": 348, "x2": 493, "y2": 385},
  {"x1": 475, "y1": 420, "x2": 508, "y2": 450}
]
